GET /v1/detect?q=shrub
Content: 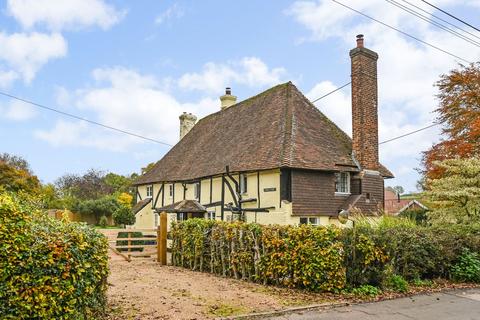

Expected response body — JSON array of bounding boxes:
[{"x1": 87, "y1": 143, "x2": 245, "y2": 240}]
[
  {"x1": 113, "y1": 205, "x2": 135, "y2": 226},
  {"x1": 99, "y1": 215, "x2": 108, "y2": 228},
  {"x1": 0, "y1": 192, "x2": 109, "y2": 319},
  {"x1": 171, "y1": 220, "x2": 346, "y2": 292},
  {"x1": 451, "y1": 249, "x2": 480, "y2": 283},
  {"x1": 351, "y1": 285, "x2": 381, "y2": 297},
  {"x1": 383, "y1": 274, "x2": 409, "y2": 293}
]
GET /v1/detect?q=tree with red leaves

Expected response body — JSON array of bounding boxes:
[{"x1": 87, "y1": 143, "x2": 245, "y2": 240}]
[{"x1": 422, "y1": 63, "x2": 480, "y2": 181}]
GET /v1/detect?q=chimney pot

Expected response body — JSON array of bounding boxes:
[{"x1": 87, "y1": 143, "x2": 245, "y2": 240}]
[
  {"x1": 220, "y1": 87, "x2": 237, "y2": 110},
  {"x1": 356, "y1": 34, "x2": 364, "y2": 48}
]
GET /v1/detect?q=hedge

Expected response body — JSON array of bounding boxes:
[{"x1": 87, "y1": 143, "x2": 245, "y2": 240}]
[
  {"x1": 0, "y1": 192, "x2": 109, "y2": 319},
  {"x1": 171, "y1": 218, "x2": 480, "y2": 292},
  {"x1": 171, "y1": 220, "x2": 346, "y2": 292}
]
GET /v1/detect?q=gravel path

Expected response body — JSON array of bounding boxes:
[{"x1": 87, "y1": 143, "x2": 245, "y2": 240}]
[{"x1": 105, "y1": 254, "x2": 333, "y2": 320}]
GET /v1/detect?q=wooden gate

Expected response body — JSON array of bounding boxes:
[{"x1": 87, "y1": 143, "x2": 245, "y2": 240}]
[{"x1": 99, "y1": 212, "x2": 168, "y2": 264}]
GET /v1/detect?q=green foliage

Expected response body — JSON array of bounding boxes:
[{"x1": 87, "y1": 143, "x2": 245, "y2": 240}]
[
  {"x1": 170, "y1": 217, "x2": 480, "y2": 293},
  {"x1": 113, "y1": 205, "x2": 135, "y2": 226},
  {"x1": 425, "y1": 158, "x2": 480, "y2": 224},
  {"x1": 99, "y1": 215, "x2": 108, "y2": 228},
  {"x1": 351, "y1": 285, "x2": 381, "y2": 297},
  {"x1": 399, "y1": 209, "x2": 428, "y2": 225},
  {"x1": 75, "y1": 195, "x2": 120, "y2": 223},
  {"x1": 451, "y1": 248, "x2": 480, "y2": 283},
  {"x1": 0, "y1": 156, "x2": 41, "y2": 195},
  {"x1": 0, "y1": 191, "x2": 109, "y2": 319},
  {"x1": 411, "y1": 278, "x2": 433, "y2": 287},
  {"x1": 383, "y1": 274, "x2": 409, "y2": 293},
  {"x1": 171, "y1": 220, "x2": 345, "y2": 292}
]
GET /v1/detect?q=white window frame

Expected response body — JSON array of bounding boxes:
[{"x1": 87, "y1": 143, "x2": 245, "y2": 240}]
[
  {"x1": 206, "y1": 211, "x2": 215, "y2": 220},
  {"x1": 239, "y1": 173, "x2": 248, "y2": 194},
  {"x1": 146, "y1": 185, "x2": 153, "y2": 198},
  {"x1": 299, "y1": 217, "x2": 319, "y2": 226},
  {"x1": 194, "y1": 182, "x2": 200, "y2": 200},
  {"x1": 335, "y1": 172, "x2": 350, "y2": 195},
  {"x1": 169, "y1": 184, "x2": 173, "y2": 198}
]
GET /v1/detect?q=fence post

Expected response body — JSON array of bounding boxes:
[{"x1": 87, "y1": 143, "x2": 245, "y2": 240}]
[{"x1": 157, "y1": 211, "x2": 167, "y2": 265}]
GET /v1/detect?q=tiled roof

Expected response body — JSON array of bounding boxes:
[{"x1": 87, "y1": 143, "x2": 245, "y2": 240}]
[
  {"x1": 132, "y1": 198, "x2": 151, "y2": 214},
  {"x1": 134, "y1": 82, "x2": 393, "y2": 185},
  {"x1": 156, "y1": 200, "x2": 206, "y2": 213}
]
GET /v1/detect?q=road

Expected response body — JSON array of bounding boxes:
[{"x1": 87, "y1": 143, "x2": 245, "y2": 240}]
[{"x1": 266, "y1": 289, "x2": 480, "y2": 320}]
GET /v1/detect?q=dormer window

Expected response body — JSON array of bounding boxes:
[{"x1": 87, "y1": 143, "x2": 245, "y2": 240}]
[
  {"x1": 146, "y1": 185, "x2": 153, "y2": 198},
  {"x1": 335, "y1": 172, "x2": 350, "y2": 194}
]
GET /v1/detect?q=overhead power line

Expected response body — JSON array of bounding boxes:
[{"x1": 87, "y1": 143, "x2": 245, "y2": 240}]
[
  {"x1": 379, "y1": 123, "x2": 439, "y2": 145},
  {"x1": 0, "y1": 91, "x2": 174, "y2": 147},
  {"x1": 310, "y1": 82, "x2": 351, "y2": 103},
  {"x1": 400, "y1": 0, "x2": 480, "y2": 41},
  {"x1": 421, "y1": 0, "x2": 480, "y2": 33},
  {"x1": 384, "y1": 0, "x2": 480, "y2": 48},
  {"x1": 331, "y1": 0, "x2": 473, "y2": 64}
]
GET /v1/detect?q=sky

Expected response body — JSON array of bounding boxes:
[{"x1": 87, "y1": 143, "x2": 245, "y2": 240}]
[{"x1": 0, "y1": 0, "x2": 479, "y2": 192}]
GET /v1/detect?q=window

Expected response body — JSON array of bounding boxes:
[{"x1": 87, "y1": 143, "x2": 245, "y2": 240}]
[
  {"x1": 146, "y1": 185, "x2": 153, "y2": 198},
  {"x1": 177, "y1": 212, "x2": 187, "y2": 221},
  {"x1": 299, "y1": 217, "x2": 319, "y2": 226},
  {"x1": 206, "y1": 211, "x2": 215, "y2": 220},
  {"x1": 239, "y1": 174, "x2": 248, "y2": 194},
  {"x1": 169, "y1": 184, "x2": 173, "y2": 197},
  {"x1": 194, "y1": 182, "x2": 200, "y2": 200},
  {"x1": 335, "y1": 172, "x2": 350, "y2": 194},
  {"x1": 154, "y1": 213, "x2": 159, "y2": 227}
]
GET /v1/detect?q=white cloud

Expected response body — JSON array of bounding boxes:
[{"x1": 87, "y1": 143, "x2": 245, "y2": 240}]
[
  {"x1": 36, "y1": 67, "x2": 219, "y2": 151},
  {"x1": 1, "y1": 100, "x2": 37, "y2": 121},
  {"x1": 288, "y1": 0, "x2": 480, "y2": 191},
  {"x1": 155, "y1": 4, "x2": 185, "y2": 25},
  {"x1": 7, "y1": 0, "x2": 126, "y2": 31},
  {"x1": 178, "y1": 57, "x2": 286, "y2": 94},
  {"x1": 0, "y1": 32, "x2": 67, "y2": 85}
]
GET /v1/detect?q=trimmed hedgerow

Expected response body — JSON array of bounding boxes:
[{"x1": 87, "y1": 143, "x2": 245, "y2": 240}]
[
  {"x1": 0, "y1": 192, "x2": 109, "y2": 319},
  {"x1": 171, "y1": 220, "x2": 345, "y2": 292},
  {"x1": 171, "y1": 218, "x2": 480, "y2": 293}
]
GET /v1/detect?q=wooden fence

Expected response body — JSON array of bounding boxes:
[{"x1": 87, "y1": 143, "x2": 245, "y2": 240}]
[{"x1": 101, "y1": 212, "x2": 169, "y2": 264}]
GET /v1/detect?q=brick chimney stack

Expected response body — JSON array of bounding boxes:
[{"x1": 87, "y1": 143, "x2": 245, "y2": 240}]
[{"x1": 350, "y1": 34, "x2": 379, "y2": 171}]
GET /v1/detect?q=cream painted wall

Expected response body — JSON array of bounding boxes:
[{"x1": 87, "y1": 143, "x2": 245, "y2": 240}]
[{"x1": 133, "y1": 169, "x2": 340, "y2": 229}]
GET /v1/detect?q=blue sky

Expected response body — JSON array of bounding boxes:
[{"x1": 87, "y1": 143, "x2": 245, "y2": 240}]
[{"x1": 0, "y1": 0, "x2": 479, "y2": 192}]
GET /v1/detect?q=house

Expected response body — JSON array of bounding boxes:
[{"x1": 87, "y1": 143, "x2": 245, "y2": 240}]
[
  {"x1": 132, "y1": 35, "x2": 393, "y2": 229},
  {"x1": 384, "y1": 189, "x2": 428, "y2": 215}
]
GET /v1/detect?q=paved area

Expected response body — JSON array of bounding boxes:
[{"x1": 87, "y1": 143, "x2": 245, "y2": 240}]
[{"x1": 266, "y1": 289, "x2": 480, "y2": 320}]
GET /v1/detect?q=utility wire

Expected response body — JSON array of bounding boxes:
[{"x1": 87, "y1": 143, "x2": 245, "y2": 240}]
[
  {"x1": 0, "y1": 91, "x2": 174, "y2": 147},
  {"x1": 331, "y1": 0, "x2": 473, "y2": 64},
  {"x1": 421, "y1": 0, "x2": 480, "y2": 33},
  {"x1": 0, "y1": 85, "x2": 441, "y2": 147},
  {"x1": 399, "y1": 0, "x2": 480, "y2": 41},
  {"x1": 384, "y1": 0, "x2": 480, "y2": 48},
  {"x1": 379, "y1": 123, "x2": 439, "y2": 145},
  {"x1": 310, "y1": 82, "x2": 351, "y2": 103}
]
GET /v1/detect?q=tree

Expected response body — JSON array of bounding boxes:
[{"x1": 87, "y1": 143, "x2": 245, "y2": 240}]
[
  {"x1": 75, "y1": 196, "x2": 120, "y2": 223},
  {"x1": 117, "y1": 192, "x2": 133, "y2": 208},
  {"x1": 425, "y1": 158, "x2": 480, "y2": 224},
  {"x1": 104, "y1": 173, "x2": 133, "y2": 194},
  {"x1": 422, "y1": 63, "x2": 480, "y2": 180},
  {"x1": 112, "y1": 206, "x2": 135, "y2": 226},
  {"x1": 55, "y1": 169, "x2": 113, "y2": 200},
  {"x1": 141, "y1": 162, "x2": 156, "y2": 175},
  {"x1": 386, "y1": 186, "x2": 404, "y2": 195},
  {"x1": 0, "y1": 155, "x2": 41, "y2": 194}
]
